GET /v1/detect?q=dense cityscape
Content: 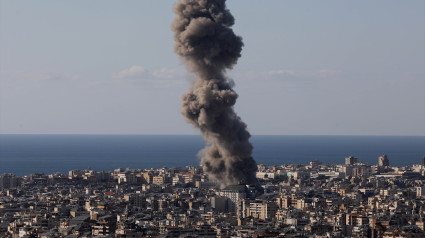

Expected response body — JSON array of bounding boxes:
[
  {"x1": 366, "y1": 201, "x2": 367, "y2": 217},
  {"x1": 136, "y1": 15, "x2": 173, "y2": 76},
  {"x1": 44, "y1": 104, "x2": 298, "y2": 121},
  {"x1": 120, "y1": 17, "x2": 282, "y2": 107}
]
[{"x1": 2, "y1": 155, "x2": 425, "y2": 237}]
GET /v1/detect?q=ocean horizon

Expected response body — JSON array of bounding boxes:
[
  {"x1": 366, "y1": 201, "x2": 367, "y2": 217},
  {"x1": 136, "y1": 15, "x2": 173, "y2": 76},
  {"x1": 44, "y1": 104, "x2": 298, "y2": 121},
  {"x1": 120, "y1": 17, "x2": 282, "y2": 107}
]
[{"x1": 1, "y1": 134, "x2": 424, "y2": 176}]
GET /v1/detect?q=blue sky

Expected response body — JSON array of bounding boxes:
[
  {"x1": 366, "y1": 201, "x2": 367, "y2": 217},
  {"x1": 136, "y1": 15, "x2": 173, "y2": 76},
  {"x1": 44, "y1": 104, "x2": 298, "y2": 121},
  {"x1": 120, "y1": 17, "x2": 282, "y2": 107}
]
[{"x1": 0, "y1": 0, "x2": 424, "y2": 135}]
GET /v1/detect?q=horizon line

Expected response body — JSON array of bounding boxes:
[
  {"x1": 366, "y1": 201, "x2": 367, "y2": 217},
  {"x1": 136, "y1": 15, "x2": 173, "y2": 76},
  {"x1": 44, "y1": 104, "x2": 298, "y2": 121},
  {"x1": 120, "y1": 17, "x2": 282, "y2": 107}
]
[{"x1": 0, "y1": 133, "x2": 424, "y2": 137}]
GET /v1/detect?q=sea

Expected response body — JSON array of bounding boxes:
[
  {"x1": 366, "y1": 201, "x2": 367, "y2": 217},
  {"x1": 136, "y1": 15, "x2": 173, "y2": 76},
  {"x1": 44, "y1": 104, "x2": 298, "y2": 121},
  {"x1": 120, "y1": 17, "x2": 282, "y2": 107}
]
[{"x1": 0, "y1": 134, "x2": 424, "y2": 176}]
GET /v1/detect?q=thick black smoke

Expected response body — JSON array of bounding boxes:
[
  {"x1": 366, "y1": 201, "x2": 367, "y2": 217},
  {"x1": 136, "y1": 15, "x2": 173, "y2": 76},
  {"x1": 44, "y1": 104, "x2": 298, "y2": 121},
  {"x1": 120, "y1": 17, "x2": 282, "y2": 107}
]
[{"x1": 172, "y1": 0, "x2": 258, "y2": 187}]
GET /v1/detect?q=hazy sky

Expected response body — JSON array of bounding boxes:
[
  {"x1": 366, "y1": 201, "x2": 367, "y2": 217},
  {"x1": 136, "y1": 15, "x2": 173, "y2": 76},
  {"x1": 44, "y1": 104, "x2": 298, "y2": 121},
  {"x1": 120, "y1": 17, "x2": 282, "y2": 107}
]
[{"x1": 1, "y1": 0, "x2": 424, "y2": 135}]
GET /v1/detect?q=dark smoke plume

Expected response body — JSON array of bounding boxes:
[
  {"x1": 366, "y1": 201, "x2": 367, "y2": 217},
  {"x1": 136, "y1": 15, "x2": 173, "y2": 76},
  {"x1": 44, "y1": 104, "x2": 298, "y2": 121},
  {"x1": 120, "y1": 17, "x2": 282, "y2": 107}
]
[{"x1": 172, "y1": 0, "x2": 258, "y2": 188}]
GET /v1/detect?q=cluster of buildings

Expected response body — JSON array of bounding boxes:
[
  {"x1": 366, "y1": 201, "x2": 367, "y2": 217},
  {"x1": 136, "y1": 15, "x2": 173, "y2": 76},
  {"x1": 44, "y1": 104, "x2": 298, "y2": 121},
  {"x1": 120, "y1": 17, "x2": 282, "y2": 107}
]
[{"x1": 1, "y1": 155, "x2": 425, "y2": 237}]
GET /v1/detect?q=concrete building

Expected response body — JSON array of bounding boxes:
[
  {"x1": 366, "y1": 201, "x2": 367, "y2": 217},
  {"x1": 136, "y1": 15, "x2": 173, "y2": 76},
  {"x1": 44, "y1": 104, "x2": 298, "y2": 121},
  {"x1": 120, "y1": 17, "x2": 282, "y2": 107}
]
[
  {"x1": 378, "y1": 154, "x2": 389, "y2": 167},
  {"x1": 182, "y1": 173, "x2": 200, "y2": 184},
  {"x1": 152, "y1": 175, "x2": 165, "y2": 185},
  {"x1": 417, "y1": 187, "x2": 425, "y2": 197},
  {"x1": 219, "y1": 185, "x2": 247, "y2": 213},
  {"x1": 345, "y1": 156, "x2": 358, "y2": 165},
  {"x1": 0, "y1": 174, "x2": 21, "y2": 189},
  {"x1": 143, "y1": 172, "x2": 153, "y2": 184},
  {"x1": 117, "y1": 172, "x2": 137, "y2": 184},
  {"x1": 243, "y1": 200, "x2": 278, "y2": 220},
  {"x1": 211, "y1": 196, "x2": 228, "y2": 212}
]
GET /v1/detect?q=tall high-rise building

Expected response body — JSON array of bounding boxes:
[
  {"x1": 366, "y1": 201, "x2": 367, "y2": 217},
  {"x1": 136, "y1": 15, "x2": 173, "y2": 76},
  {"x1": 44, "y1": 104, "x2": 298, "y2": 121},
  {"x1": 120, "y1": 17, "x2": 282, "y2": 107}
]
[
  {"x1": 378, "y1": 154, "x2": 389, "y2": 167},
  {"x1": 219, "y1": 185, "x2": 247, "y2": 213},
  {"x1": 422, "y1": 157, "x2": 425, "y2": 166},
  {"x1": 345, "y1": 156, "x2": 358, "y2": 165},
  {"x1": 0, "y1": 174, "x2": 21, "y2": 189}
]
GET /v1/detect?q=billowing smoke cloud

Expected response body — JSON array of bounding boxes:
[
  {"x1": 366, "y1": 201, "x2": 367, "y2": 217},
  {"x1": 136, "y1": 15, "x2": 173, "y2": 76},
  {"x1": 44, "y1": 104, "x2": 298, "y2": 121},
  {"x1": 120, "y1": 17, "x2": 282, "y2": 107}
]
[{"x1": 172, "y1": 0, "x2": 258, "y2": 187}]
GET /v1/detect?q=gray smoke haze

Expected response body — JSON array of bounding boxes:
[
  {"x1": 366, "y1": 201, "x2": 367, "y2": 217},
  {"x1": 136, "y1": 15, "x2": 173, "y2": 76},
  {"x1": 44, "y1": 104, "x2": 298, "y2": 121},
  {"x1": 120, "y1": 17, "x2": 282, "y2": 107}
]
[{"x1": 172, "y1": 0, "x2": 258, "y2": 188}]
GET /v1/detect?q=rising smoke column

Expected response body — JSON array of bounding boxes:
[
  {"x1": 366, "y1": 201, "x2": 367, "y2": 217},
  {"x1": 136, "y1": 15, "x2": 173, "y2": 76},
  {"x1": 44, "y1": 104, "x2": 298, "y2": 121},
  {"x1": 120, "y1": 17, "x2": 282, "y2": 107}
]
[{"x1": 172, "y1": 0, "x2": 258, "y2": 187}]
